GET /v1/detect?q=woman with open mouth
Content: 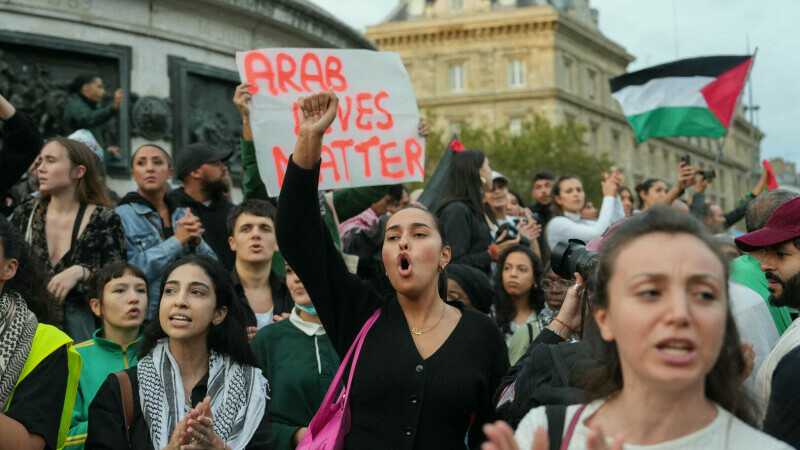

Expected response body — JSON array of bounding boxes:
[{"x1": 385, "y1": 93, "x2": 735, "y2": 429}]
[
  {"x1": 276, "y1": 90, "x2": 509, "y2": 449},
  {"x1": 484, "y1": 207, "x2": 790, "y2": 450},
  {"x1": 85, "y1": 255, "x2": 271, "y2": 450}
]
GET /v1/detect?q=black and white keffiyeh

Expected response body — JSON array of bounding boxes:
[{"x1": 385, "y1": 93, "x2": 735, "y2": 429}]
[
  {"x1": 137, "y1": 339, "x2": 268, "y2": 450},
  {"x1": 0, "y1": 289, "x2": 38, "y2": 410}
]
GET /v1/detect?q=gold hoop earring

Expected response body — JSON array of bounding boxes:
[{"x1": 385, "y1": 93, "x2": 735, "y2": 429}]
[
  {"x1": 480, "y1": 177, "x2": 487, "y2": 184},
  {"x1": 438, "y1": 266, "x2": 444, "y2": 274}
]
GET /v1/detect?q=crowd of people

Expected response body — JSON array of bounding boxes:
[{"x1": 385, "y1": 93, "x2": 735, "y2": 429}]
[{"x1": 0, "y1": 76, "x2": 799, "y2": 450}]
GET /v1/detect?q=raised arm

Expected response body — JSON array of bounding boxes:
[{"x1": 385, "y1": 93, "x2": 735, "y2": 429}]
[{"x1": 276, "y1": 90, "x2": 381, "y2": 358}]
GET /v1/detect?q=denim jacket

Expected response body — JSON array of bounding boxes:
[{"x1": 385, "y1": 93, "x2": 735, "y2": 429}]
[{"x1": 116, "y1": 202, "x2": 217, "y2": 317}]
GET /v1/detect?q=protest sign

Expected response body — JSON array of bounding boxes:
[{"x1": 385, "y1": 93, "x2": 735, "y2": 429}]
[{"x1": 235, "y1": 48, "x2": 424, "y2": 196}]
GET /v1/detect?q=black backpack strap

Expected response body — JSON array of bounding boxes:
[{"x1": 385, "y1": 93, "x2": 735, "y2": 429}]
[
  {"x1": 548, "y1": 343, "x2": 572, "y2": 387},
  {"x1": 527, "y1": 322, "x2": 534, "y2": 345},
  {"x1": 545, "y1": 404, "x2": 566, "y2": 450}
]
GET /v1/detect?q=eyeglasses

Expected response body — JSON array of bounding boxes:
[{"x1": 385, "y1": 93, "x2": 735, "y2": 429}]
[{"x1": 540, "y1": 279, "x2": 572, "y2": 291}]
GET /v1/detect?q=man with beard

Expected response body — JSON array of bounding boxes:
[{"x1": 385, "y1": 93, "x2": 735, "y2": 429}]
[
  {"x1": 734, "y1": 196, "x2": 800, "y2": 441},
  {"x1": 170, "y1": 142, "x2": 236, "y2": 270}
]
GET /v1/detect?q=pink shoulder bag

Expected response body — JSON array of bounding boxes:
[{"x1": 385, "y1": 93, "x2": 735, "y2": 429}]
[{"x1": 297, "y1": 308, "x2": 381, "y2": 450}]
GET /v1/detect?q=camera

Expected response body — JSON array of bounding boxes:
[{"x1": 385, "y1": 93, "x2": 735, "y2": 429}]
[
  {"x1": 702, "y1": 169, "x2": 716, "y2": 180},
  {"x1": 550, "y1": 239, "x2": 598, "y2": 281},
  {"x1": 496, "y1": 222, "x2": 531, "y2": 247}
]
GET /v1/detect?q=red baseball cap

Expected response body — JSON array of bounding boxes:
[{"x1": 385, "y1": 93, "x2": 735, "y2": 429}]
[{"x1": 735, "y1": 197, "x2": 800, "y2": 252}]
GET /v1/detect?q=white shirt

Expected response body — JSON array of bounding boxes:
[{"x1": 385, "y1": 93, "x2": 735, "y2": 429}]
[
  {"x1": 754, "y1": 318, "x2": 800, "y2": 420},
  {"x1": 516, "y1": 400, "x2": 791, "y2": 450},
  {"x1": 254, "y1": 306, "x2": 274, "y2": 330},
  {"x1": 727, "y1": 281, "x2": 780, "y2": 391},
  {"x1": 546, "y1": 196, "x2": 625, "y2": 250}
]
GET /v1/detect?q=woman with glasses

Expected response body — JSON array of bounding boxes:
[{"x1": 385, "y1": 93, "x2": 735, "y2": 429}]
[{"x1": 538, "y1": 265, "x2": 578, "y2": 341}]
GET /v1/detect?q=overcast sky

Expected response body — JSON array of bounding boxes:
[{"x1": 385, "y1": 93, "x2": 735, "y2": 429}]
[{"x1": 310, "y1": 0, "x2": 800, "y2": 168}]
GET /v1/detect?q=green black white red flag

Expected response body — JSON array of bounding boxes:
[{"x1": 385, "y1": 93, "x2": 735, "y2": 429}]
[{"x1": 610, "y1": 55, "x2": 753, "y2": 142}]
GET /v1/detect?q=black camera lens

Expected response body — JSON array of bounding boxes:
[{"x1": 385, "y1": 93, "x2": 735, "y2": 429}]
[{"x1": 550, "y1": 239, "x2": 599, "y2": 281}]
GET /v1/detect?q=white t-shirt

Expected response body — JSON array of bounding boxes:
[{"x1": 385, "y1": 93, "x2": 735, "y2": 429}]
[
  {"x1": 515, "y1": 400, "x2": 791, "y2": 450},
  {"x1": 254, "y1": 306, "x2": 274, "y2": 330}
]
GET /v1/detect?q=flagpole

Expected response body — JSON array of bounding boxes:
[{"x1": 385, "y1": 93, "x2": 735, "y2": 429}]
[{"x1": 711, "y1": 48, "x2": 758, "y2": 174}]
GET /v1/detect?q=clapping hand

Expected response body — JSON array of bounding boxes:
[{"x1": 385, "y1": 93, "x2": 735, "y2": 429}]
[
  {"x1": 482, "y1": 420, "x2": 624, "y2": 450},
  {"x1": 183, "y1": 396, "x2": 226, "y2": 450}
]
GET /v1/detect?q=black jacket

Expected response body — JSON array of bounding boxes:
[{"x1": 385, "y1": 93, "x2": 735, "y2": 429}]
[
  {"x1": 167, "y1": 187, "x2": 235, "y2": 270},
  {"x1": 276, "y1": 157, "x2": 509, "y2": 449},
  {"x1": 231, "y1": 268, "x2": 293, "y2": 327},
  {"x1": 85, "y1": 366, "x2": 272, "y2": 450},
  {"x1": 436, "y1": 200, "x2": 493, "y2": 274},
  {"x1": 1, "y1": 112, "x2": 42, "y2": 195}
]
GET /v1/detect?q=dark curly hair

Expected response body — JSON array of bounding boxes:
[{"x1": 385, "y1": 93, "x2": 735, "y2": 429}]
[
  {"x1": 0, "y1": 216, "x2": 60, "y2": 325},
  {"x1": 492, "y1": 244, "x2": 544, "y2": 335},
  {"x1": 138, "y1": 255, "x2": 257, "y2": 367},
  {"x1": 576, "y1": 206, "x2": 757, "y2": 426}
]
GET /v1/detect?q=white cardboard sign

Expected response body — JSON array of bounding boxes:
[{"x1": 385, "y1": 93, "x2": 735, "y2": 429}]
[{"x1": 235, "y1": 48, "x2": 424, "y2": 196}]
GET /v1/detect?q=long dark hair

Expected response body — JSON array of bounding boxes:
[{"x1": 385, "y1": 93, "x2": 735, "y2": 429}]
[
  {"x1": 40, "y1": 137, "x2": 113, "y2": 208},
  {"x1": 438, "y1": 149, "x2": 486, "y2": 220},
  {"x1": 492, "y1": 244, "x2": 544, "y2": 335},
  {"x1": 634, "y1": 178, "x2": 665, "y2": 210},
  {"x1": 550, "y1": 174, "x2": 580, "y2": 218},
  {"x1": 0, "y1": 217, "x2": 60, "y2": 325},
  {"x1": 138, "y1": 255, "x2": 257, "y2": 367},
  {"x1": 577, "y1": 206, "x2": 757, "y2": 425}
]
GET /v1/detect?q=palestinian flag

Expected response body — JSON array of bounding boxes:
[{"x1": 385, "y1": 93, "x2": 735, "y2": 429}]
[{"x1": 610, "y1": 55, "x2": 753, "y2": 142}]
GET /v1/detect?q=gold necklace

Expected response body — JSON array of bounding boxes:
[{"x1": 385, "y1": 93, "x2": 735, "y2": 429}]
[{"x1": 410, "y1": 301, "x2": 446, "y2": 335}]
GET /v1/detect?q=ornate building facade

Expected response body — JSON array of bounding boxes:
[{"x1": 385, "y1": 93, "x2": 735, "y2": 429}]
[
  {"x1": 366, "y1": 0, "x2": 763, "y2": 213},
  {"x1": 0, "y1": 0, "x2": 374, "y2": 196}
]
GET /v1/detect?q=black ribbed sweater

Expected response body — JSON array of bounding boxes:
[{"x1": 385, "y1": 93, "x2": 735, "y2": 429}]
[{"x1": 276, "y1": 157, "x2": 509, "y2": 450}]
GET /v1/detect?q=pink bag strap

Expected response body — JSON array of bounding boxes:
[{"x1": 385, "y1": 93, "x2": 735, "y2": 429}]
[
  {"x1": 560, "y1": 404, "x2": 587, "y2": 450},
  {"x1": 343, "y1": 308, "x2": 381, "y2": 397},
  {"x1": 317, "y1": 308, "x2": 381, "y2": 410}
]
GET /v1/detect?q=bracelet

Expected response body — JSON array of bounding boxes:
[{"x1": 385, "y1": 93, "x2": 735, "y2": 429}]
[
  {"x1": 81, "y1": 266, "x2": 89, "y2": 281},
  {"x1": 552, "y1": 317, "x2": 575, "y2": 334},
  {"x1": 549, "y1": 326, "x2": 569, "y2": 340}
]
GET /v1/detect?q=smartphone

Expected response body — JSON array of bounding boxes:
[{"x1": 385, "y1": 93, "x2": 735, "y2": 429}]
[{"x1": 680, "y1": 154, "x2": 691, "y2": 165}]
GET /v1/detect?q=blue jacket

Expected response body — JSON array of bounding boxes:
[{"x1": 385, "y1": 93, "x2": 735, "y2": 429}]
[{"x1": 116, "y1": 195, "x2": 216, "y2": 316}]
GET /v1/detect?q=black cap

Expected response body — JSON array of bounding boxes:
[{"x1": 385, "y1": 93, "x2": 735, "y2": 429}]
[{"x1": 175, "y1": 142, "x2": 233, "y2": 179}]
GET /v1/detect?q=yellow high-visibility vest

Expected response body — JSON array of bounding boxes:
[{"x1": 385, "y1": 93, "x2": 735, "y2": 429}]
[{"x1": 5, "y1": 324, "x2": 82, "y2": 450}]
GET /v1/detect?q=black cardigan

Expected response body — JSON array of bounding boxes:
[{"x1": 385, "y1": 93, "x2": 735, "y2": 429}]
[
  {"x1": 276, "y1": 157, "x2": 509, "y2": 450},
  {"x1": 436, "y1": 200, "x2": 493, "y2": 274},
  {"x1": 84, "y1": 366, "x2": 272, "y2": 450}
]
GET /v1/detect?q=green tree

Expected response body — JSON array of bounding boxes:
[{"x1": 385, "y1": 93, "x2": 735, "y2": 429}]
[{"x1": 421, "y1": 113, "x2": 614, "y2": 207}]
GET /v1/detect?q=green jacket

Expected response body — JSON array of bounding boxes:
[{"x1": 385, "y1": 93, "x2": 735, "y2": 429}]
[
  {"x1": 251, "y1": 310, "x2": 340, "y2": 450},
  {"x1": 66, "y1": 329, "x2": 141, "y2": 449},
  {"x1": 241, "y1": 138, "x2": 341, "y2": 276},
  {"x1": 61, "y1": 93, "x2": 117, "y2": 148},
  {"x1": 332, "y1": 186, "x2": 389, "y2": 222},
  {"x1": 731, "y1": 254, "x2": 793, "y2": 335}
]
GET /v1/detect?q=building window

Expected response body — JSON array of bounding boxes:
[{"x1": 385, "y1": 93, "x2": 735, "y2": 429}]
[
  {"x1": 587, "y1": 68, "x2": 597, "y2": 100},
  {"x1": 589, "y1": 124, "x2": 598, "y2": 154},
  {"x1": 449, "y1": 121, "x2": 464, "y2": 136},
  {"x1": 563, "y1": 57, "x2": 573, "y2": 92},
  {"x1": 509, "y1": 117, "x2": 523, "y2": 136},
  {"x1": 508, "y1": 60, "x2": 526, "y2": 88},
  {"x1": 449, "y1": 64, "x2": 465, "y2": 92},
  {"x1": 450, "y1": 0, "x2": 463, "y2": 10}
]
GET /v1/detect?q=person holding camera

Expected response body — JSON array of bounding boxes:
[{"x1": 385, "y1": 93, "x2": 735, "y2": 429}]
[
  {"x1": 485, "y1": 172, "x2": 543, "y2": 261},
  {"x1": 545, "y1": 169, "x2": 625, "y2": 251},
  {"x1": 694, "y1": 167, "x2": 768, "y2": 234},
  {"x1": 485, "y1": 207, "x2": 789, "y2": 450}
]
